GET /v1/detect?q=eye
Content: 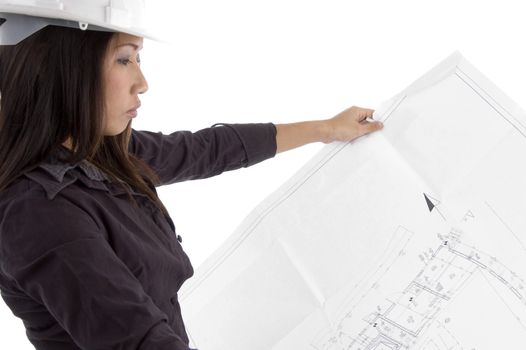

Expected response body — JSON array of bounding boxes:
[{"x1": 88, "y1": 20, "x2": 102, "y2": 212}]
[
  {"x1": 117, "y1": 55, "x2": 141, "y2": 66},
  {"x1": 117, "y1": 58, "x2": 131, "y2": 66}
]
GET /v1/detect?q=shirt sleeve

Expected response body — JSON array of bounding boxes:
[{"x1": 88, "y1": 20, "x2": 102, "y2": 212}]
[
  {"x1": 128, "y1": 123, "x2": 277, "y2": 185},
  {"x1": 0, "y1": 191, "x2": 189, "y2": 350}
]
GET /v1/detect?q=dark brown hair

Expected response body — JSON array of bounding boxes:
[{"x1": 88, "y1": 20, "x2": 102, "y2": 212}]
[{"x1": 0, "y1": 25, "x2": 167, "y2": 214}]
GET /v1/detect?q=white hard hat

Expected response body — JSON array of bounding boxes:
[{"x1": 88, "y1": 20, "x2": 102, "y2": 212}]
[{"x1": 0, "y1": 0, "x2": 161, "y2": 45}]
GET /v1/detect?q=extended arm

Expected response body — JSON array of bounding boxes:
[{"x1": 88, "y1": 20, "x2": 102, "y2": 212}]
[
  {"x1": 128, "y1": 106, "x2": 381, "y2": 185},
  {"x1": 129, "y1": 123, "x2": 277, "y2": 185},
  {"x1": 275, "y1": 106, "x2": 383, "y2": 153}
]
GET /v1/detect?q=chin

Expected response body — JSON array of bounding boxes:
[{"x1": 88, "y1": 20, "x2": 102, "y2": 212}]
[{"x1": 104, "y1": 122, "x2": 131, "y2": 136}]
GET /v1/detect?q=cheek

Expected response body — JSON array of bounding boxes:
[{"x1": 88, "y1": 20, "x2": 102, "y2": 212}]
[
  {"x1": 104, "y1": 73, "x2": 127, "y2": 113},
  {"x1": 102, "y1": 70, "x2": 132, "y2": 135}
]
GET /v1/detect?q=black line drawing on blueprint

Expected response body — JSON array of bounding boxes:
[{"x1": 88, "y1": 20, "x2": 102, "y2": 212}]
[{"x1": 311, "y1": 221, "x2": 526, "y2": 350}]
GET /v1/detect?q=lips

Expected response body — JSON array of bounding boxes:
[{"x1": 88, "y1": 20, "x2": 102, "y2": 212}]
[{"x1": 127, "y1": 101, "x2": 141, "y2": 118}]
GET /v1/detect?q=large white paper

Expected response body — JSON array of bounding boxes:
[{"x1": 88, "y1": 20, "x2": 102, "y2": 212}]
[{"x1": 179, "y1": 52, "x2": 526, "y2": 349}]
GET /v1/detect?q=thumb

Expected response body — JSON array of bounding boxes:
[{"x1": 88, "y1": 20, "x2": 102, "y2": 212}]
[{"x1": 360, "y1": 121, "x2": 384, "y2": 136}]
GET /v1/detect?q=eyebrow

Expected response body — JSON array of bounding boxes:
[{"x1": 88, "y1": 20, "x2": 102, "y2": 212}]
[{"x1": 115, "y1": 43, "x2": 142, "y2": 50}]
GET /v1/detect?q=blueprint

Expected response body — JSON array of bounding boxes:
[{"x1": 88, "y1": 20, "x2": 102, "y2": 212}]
[{"x1": 178, "y1": 52, "x2": 526, "y2": 349}]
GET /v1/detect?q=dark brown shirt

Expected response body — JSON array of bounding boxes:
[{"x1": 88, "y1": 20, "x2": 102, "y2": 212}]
[{"x1": 0, "y1": 123, "x2": 277, "y2": 350}]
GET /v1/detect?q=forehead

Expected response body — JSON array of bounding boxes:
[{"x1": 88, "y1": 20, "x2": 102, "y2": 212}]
[{"x1": 111, "y1": 33, "x2": 144, "y2": 50}]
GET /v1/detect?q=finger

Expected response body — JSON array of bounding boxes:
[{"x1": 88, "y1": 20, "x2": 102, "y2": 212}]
[
  {"x1": 359, "y1": 115, "x2": 378, "y2": 124},
  {"x1": 363, "y1": 108, "x2": 375, "y2": 116},
  {"x1": 359, "y1": 121, "x2": 383, "y2": 135},
  {"x1": 355, "y1": 107, "x2": 375, "y2": 122}
]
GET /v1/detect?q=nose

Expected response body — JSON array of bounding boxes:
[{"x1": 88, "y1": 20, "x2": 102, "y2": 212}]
[{"x1": 133, "y1": 65, "x2": 149, "y2": 95}]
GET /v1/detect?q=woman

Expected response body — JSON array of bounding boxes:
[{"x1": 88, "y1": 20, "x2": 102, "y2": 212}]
[{"x1": 0, "y1": 8, "x2": 383, "y2": 350}]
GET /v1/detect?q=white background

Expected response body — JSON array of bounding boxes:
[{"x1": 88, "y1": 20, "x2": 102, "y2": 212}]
[{"x1": 2, "y1": 0, "x2": 526, "y2": 348}]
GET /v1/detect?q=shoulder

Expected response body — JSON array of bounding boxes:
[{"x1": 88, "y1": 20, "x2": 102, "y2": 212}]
[
  {"x1": 0, "y1": 174, "x2": 50, "y2": 211},
  {"x1": 0, "y1": 174, "x2": 102, "y2": 273},
  {"x1": 0, "y1": 172, "x2": 101, "y2": 235}
]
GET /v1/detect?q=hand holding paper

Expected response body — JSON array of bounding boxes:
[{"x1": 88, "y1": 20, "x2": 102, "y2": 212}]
[{"x1": 276, "y1": 106, "x2": 383, "y2": 153}]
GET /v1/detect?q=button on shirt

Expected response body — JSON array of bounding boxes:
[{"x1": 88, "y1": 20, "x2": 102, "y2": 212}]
[{"x1": 0, "y1": 123, "x2": 277, "y2": 350}]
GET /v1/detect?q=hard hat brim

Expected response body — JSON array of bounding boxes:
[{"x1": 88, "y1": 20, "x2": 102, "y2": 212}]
[{"x1": 0, "y1": 3, "x2": 163, "y2": 45}]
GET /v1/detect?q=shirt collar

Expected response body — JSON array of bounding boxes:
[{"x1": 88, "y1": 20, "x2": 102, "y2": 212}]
[
  {"x1": 38, "y1": 146, "x2": 110, "y2": 183},
  {"x1": 39, "y1": 159, "x2": 109, "y2": 183},
  {"x1": 23, "y1": 146, "x2": 111, "y2": 200}
]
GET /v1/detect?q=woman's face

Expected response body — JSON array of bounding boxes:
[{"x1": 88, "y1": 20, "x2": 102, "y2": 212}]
[{"x1": 103, "y1": 33, "x2": 148, "y2": 136}]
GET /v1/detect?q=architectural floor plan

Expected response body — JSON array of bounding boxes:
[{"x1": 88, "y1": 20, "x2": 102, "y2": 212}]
[{"x1": 179, "y1": 52, "x2": 526, "y2": 349}]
